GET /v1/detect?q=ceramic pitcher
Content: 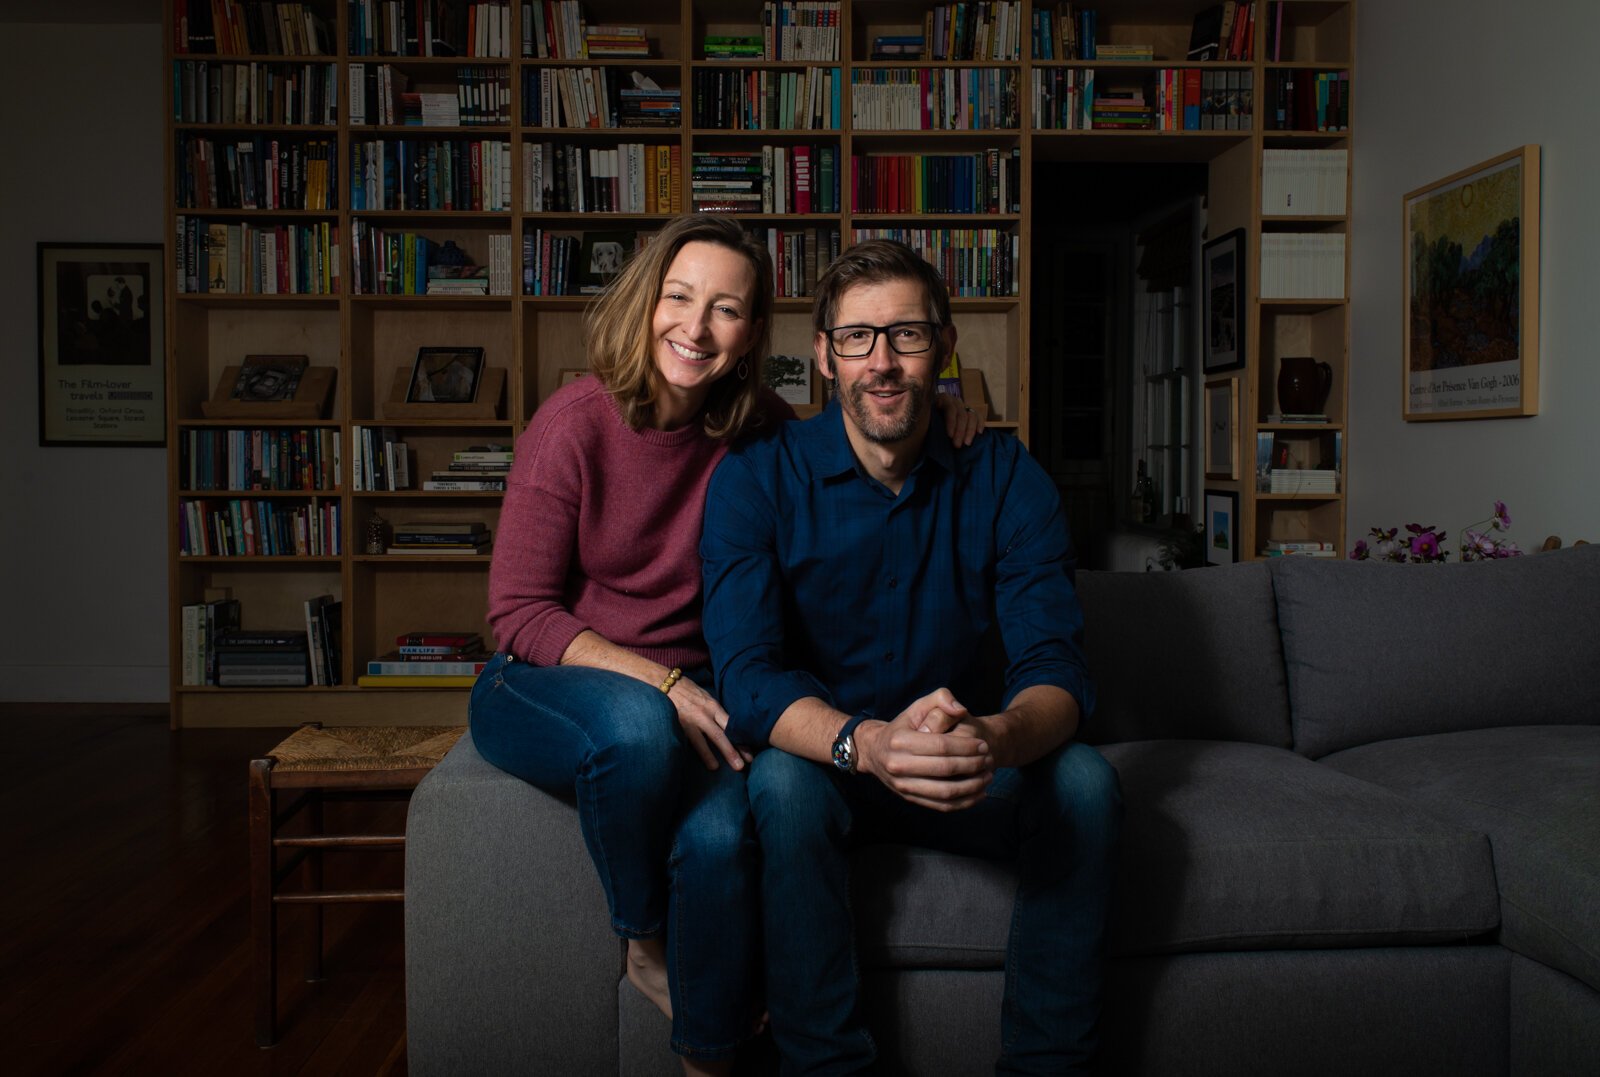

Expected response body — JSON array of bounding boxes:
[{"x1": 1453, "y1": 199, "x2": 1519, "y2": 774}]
[{"x1": 1277, "y1": 356, "x2": 1333, "y2": 416}]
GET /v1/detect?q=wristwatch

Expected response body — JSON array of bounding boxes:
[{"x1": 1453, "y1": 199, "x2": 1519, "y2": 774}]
[{"x1": 831, "y1": 713, "x2": 871, "y2": 774}]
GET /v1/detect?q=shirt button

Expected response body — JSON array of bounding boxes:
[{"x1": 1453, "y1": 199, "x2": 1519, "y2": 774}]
[
  {"x1": 883, "y1": 651, "x2": 894, "y2": 662},
  {"x1": 887, "y1": 577, "x2": 898, "y2": 589}
]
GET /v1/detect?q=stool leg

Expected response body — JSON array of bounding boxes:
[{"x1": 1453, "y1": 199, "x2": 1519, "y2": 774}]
[
  {"x1": 306, "y1": 790, "x2": 325, "y2": 982},
  {"x1": 248, "y1": 760, "x2": 277, "y2": 1047}
]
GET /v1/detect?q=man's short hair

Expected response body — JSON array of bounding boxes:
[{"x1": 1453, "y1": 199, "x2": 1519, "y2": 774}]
[{"x1": 812, "y1": 239, "x2": 953, "y2": 338}]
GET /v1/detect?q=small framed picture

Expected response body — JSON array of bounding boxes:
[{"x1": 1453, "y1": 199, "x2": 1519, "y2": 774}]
[
  {"x1": 232, "y1": 354, "x2": 308, "y2": 402},
  {"x1": 1202, "y1": 227, "x2": 1246, "y2": 374},
  {"x1": 1204, "y1": 377, "x2": 1239, "y2": 479},
  {"x1": 762, "y1": 354, "x2": 813, "y2": 406},
  {"x1": 577, "y1": 231, "x2": 637, "y2": 292},
  {"x1": 407, "y1": 347, "x2": 485, "y2": 403},
  {"x1": 1204, "y1": 489, "x2": 1239, "y2": 566}
]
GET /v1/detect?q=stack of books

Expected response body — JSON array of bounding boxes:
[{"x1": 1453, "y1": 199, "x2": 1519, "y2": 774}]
[
  {"x1": 871, "y1": 34, "x2": 923, "y2": 60},
  {"x1": 704, "y1": 34, "x2": 762, "y2": 59},
  {"x1": 215, "y1": 628, "x2": 310, "y2": 687},
  {"x1": 619, "y1": 86, "x2": 681, "y2": 127},
  {"x1": 691, "y1": 151, "x2": 763, "y2": 212},
  {"x1": 586, "y1": 25, "x2": 650, "y2": 57},
  {"x1": 1267, "y1": 468, "x2": 1338, "y2": 494},
  {"x1": 388, "y1": 520, "x2": 492, "y2": 555},
  {"x1": 1094, "y1": 43, "x2": 1154, "y2": 60},
  {"x1": 1091, "y1": 92, "x2": 1154, "y2": 130},
  {"x1": 422, "y1": 444, "x2": 512, "y2": 491},
  {"x1": 426, "y1": 267, "x2": 491, "y2": 295},
  {"x1": 358, "y1": 631, "x2": 490, "y2": 687},
  {"x1": 1260, "y1": 540, "x2": 1339, "y2": 558}
]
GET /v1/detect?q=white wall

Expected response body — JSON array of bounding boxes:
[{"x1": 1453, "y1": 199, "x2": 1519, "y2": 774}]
[
  {"x1": 1350, "y1": 2, "x2": 1600, "y2": 551},
  {"x1": 0, "y1": 24, "x2": 168, "y2": 701}
]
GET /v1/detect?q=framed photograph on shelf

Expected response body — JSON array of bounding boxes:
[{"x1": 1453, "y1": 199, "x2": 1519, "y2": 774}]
[
  {"x1": 232, "y1": 354, "x2": 308, "y2": 402},
  {"x1": 1402, "y1": 145, "x2": 1540, "y2": 421},
  {"x1": 1204, "y1": 489, "x2": 1239, "y2": 566},
  {"x1": 1204, "y1": 378, "x2": 1239, "y2": 479},
  {"x1": 406, "y1": 346, "x2": 485, "y2": 404},
  {"x1": 763, "y1": 354, "x2": 813, "y2": 407},
  {"x1": 1202, "y1": 228, "x2": 1246, "y2": 374},
  {"x1": 36, "y1": 242, "x2": 164, "y2": 446},
  {"x1": 577, "y1": 231, "x2": 637, "y2": 293}
]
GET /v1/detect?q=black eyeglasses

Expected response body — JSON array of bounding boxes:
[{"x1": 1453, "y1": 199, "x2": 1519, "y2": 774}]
[{"x1": 825, "y1": 321, "x2": 940, "y2": 358}]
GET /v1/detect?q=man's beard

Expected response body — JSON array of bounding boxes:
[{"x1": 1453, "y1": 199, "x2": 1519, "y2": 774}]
[{"x1": 842, "y1": 373, "x2": 930, "y2": 445}]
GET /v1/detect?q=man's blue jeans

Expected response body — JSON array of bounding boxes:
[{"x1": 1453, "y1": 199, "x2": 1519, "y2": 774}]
[
  {"x1": 469, "y1": 653, "x2": 760, "y2": 1061},
  {"x1": 746, "y1": 741, "x2": 1122, "y2": 1075}
]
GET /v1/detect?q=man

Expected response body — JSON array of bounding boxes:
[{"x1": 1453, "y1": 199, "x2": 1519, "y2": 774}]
[{"x1": 701, "y1": 240, "x2": 1122, "y2": 1075}]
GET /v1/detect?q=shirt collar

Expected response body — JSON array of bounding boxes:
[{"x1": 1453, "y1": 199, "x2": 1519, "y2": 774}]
[{"x1": 801, "y1": 397, "x2": 956, "y2": 483}]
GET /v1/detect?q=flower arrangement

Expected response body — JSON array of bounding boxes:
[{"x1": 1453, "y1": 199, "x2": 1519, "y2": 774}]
[{"x1": 1350, "y1": 501, "x2": 1523, "y2": 563}]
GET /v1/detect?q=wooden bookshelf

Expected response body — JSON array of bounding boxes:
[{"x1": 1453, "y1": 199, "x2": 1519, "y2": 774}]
[{"x1": 162, "y1": 1, "x2": 1353, "y2": 725}]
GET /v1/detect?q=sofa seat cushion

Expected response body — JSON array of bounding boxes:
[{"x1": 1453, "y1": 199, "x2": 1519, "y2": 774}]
[
  {"x1": 1101, "y1": 740, "x2": 1500, "y2": 955},
  {"x1": 1321, "y1": 725, "x2": 1600, "y2": 994},
  {"x1": 1272, "y1": 544, "x2": 1600, "y2": 758}
]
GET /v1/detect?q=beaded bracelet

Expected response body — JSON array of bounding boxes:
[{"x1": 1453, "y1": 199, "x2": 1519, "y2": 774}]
[{"x1": 659, "y1": 667, "x2": 683, "y2": 694}]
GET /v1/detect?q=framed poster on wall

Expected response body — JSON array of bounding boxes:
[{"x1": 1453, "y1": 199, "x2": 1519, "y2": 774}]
[
  {"x1": 1402, "y1": 145, "x2": 1540, "y2": 420},
  {"x1": 37, "y1": 242, "x2": 165, "y2": 446},
  {"x1": 1202, "y1": 228, "x2": 1246, "y2": 374},
  {"x1": 1204, "y1": 489, "x2": 1239, "y2": 566}
]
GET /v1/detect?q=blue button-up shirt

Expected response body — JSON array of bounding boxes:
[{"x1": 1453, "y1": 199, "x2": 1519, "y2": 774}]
[{"x1": 701, "y1": 400, "x2": 1094, "y2": 749}]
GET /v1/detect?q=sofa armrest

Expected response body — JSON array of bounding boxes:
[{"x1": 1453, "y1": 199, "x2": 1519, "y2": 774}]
[{"x1": 406, "y1": 730, "x2": 622, "y2": 1075}]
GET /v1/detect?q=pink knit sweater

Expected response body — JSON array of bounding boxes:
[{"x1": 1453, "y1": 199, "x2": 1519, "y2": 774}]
[{"x1": 487, "y1": 375, "x2": 792, "y2": 669}]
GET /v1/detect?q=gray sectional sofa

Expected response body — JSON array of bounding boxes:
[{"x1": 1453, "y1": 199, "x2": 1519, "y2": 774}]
[{"x1": 405, "y1": 544, "x2": 1600, "y2": 1075}]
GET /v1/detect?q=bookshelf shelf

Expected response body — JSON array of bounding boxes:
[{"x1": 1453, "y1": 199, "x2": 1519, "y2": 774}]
[{"x1": 164, "y1": 0, "x2": 1355, "y2": 724}]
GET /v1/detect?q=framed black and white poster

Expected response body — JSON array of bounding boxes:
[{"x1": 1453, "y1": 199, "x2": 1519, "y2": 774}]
[
  {"x1": 1202, "y1": 228, "x2": 1246, "y2": 374},
  {"x1": 37, "y1": 242, "x2": 165, "y2": 446},
  {"x1": 407, "y1": 346, "x2": 485, "y2": 403}
]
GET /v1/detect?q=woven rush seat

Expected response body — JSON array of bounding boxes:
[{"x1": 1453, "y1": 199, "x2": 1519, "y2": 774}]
[{"x1": 250, "y1": 723, "x2": 463, "y2": 1046}]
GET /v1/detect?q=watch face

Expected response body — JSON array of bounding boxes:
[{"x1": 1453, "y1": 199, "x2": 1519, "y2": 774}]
[{"x1": 831, "y1": 734, "x2": 853, "y2": 772}]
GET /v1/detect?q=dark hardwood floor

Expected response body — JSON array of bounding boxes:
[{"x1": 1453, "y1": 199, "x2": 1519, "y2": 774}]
[{"x1": 3, "y1": 712, "x2": 409, "y2": 1076}]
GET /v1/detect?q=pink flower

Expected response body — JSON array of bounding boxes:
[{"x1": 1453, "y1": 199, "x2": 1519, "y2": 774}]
[
  {"x1": 1409, "y1": 531, "x2": 1445, "y2": 562},
  {"x1": 1350, "y1": 540, "x2": 1369, "y2": 560},
  {"x1": 1493, "y1": 500, "x2": 1512, "y2": 530}
]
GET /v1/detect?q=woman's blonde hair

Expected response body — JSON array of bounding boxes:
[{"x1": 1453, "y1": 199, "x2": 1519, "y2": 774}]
[{"x1": 585, "y1": 215, "x2": 775, "y2": 438}]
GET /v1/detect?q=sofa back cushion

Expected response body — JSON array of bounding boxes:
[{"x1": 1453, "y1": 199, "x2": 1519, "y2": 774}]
[
  {"x1": 1076, "y1": 562, "x2": 1292, "y2": 747},
  {"x1": 1272, "y1": 543, "x2": 1600, "y2": 757}
]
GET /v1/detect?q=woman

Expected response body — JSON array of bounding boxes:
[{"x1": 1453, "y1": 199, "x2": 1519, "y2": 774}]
[{"x1": 471, "y1": 214, "x2": 980, "y2": 1074}]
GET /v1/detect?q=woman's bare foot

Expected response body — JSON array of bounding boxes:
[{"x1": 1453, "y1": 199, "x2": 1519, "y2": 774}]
[{"x1": 626, "y1": 937, "x2": 673, "y2": 1020}]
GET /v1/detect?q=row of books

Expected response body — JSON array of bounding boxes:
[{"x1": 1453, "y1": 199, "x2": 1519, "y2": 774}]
[
  {"x1": 850, "y1": 68, "x2": 1019, "y2": 132},
  {"x1": 1260, "y1": 233, "x2": 1346, "y2": 300},
  {"x1": 360, "y1": 631, "x2": 487, "y2": 686},
  {"x1": 174, "y1": 1, "x2": 332, "y2": 56},
  {"x1": 179, "y1": 496, "x2": 343, "y2": 556},
  {"x1": 389, "y1": 520, "x2": 493, "y2": 555},
  {"x1": 179, "y1": 427, "x2": 342, "y2": 492},
  {"x1": 1187, "y1": 2, "x2": 1259, "y2": 62},
  {"x1": 850, "y1": 227, "x2": 1018, "y2": 299},
  {"x1": 348, "y1": 137, "x2": 513, "y2": 211},
  {"x1": 524, "y1": 141, "x2": 680, "y2": 213},
  {"x1": 213, "y1": 626, "x2": 317, "y2": 687},
  {"x1": 521, "y1": 66, "x2": 660, "y2": 129},
  {"x1": 1263, "y1": 69, "x2": 1350, "y2": 133},
  {"x1": 759, "y1": 2, "x2": 841, "y2": 62},
  {"x1": 925, "y1": 1, "x2": 1024, "y2": 61},
  {"x1": 353, "y1": 425, "x2": 411, "y2": 490},
  {"x1": 521, "y1": 229, "x2": 584, "y2": 296},
  {"x1": 172, "y1": 60, "x2": 339, "y2": 126},
  {"x1": 851, "y1": 150, "x2": 1020, "y2": 216},
  {"x1": 1262, "y1": 149, "x2": 1348, "y2": 217},
  {"x1": 177, "y1": 217, "x2": 341, "y2": 295},
  {"x1": 752, "y1": 226, "x2": 840, "y2": 299},
  {"x1": 177, "y1": 135, "x2": 338, "y2": 211},
  {"x1": 690, "y1": 147, "x2": 840, "y2": 215},
  {"x1": 177, "y1": 596, "x2": 239, "y2": 686},
  {"x1": 1263, "y1": 469, "x2": 1339, "y2": 495},
  {"x1": 350, "y1": 0, "x2": 511, "y2": 58},
  {"x1": 351, "y1": 63, "x2": 510, "y2": 126},
  {"x1": 519, "y1": 0, "x2": 592, "y2": 59},
  {"x1": 690, "y1": 67, "x2": 840, "y2": 132}
]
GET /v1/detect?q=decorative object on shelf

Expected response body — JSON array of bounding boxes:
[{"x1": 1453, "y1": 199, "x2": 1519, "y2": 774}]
[
  {"x1": 231, "y1": 354, "x2": 309, "y2": 402},
  {"x1": 1201, "y1": 228, "x2": 1246, "y2": 374},
  {"x1": 1131, "y1": 459, "x2": 1156, "y2": 523},
  {"x1": 406, "y1": 346, "x2": 486, "y2": 404},
  {"x1": 763, "y1": 354, "x2": 813, "y2": 407},
  {"x1": 1276, "y1": 356, "x2": 1332, "y2": 417},
  {"x1": 559, "y1": 368, "x2": 588, "y2": 386},
  {"x1": 1403, "y1": 145, "x2": 1540, "y2": 421},
  {"x1": 1204, "y1": 489, "x2": 1238, "y2": 566},
  {"x1": 366, "y1": 512, "x2": 391, "y2": 555},
  {"x1": 37, "y1": 242, "x2": 165, "y2": 446},
  {"x1": 1204, "y1": 377, "x2": 1239, "y2": 480},
  {"x1": 1349, "y1": 501, "x2": 1524, "y2": 563}
]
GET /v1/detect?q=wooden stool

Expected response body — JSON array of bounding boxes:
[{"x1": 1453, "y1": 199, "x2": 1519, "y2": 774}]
[{"x1": 249, "y1": 723, "x2": 463, "y2": 1047}]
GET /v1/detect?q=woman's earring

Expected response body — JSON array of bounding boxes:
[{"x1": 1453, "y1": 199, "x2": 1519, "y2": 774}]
[{"x1": 737, "y1": 359, "x2": 750, "y2": 381}]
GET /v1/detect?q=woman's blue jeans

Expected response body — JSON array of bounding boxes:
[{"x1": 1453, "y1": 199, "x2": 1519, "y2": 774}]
[{"x1": 469, "y1": 653, "x2": 759, "y2": 1060}]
